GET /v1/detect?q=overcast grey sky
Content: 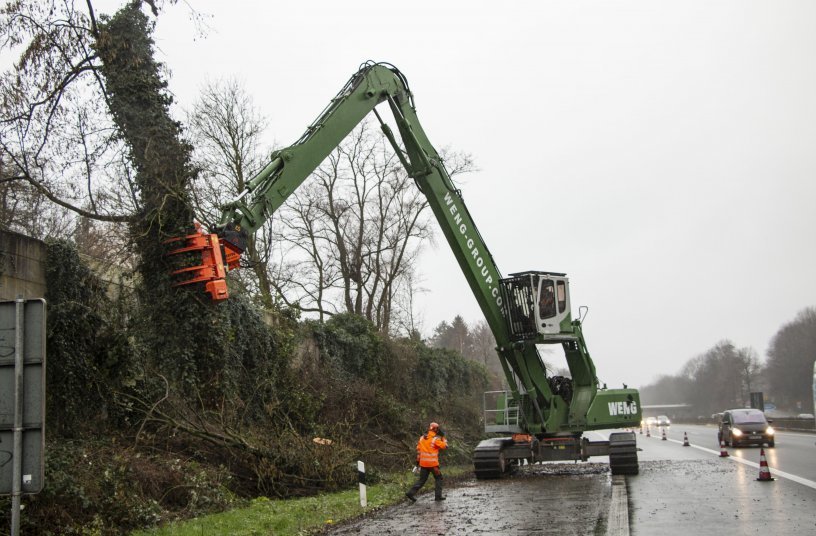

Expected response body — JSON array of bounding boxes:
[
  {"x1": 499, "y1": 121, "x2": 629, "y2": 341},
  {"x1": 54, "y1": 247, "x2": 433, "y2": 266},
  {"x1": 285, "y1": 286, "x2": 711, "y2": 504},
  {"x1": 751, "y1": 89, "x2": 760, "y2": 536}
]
[{"x1": 136, "y1": 0, "x2": 815, "y2": 388}]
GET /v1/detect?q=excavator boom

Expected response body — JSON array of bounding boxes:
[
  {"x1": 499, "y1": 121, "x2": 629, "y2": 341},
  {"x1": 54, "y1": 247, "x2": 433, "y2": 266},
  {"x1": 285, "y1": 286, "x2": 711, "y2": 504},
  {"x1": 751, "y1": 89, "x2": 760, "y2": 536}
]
[{"x1": 168, "y1": 62, "x2": 641, "y2": 476}]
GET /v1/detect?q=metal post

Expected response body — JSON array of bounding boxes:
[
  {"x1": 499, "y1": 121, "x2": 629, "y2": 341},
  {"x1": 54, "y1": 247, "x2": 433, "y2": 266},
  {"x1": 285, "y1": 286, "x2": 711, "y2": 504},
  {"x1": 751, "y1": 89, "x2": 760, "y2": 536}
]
[{"x1": 11, "y1": 297, "x2": 24, "y2": 536}]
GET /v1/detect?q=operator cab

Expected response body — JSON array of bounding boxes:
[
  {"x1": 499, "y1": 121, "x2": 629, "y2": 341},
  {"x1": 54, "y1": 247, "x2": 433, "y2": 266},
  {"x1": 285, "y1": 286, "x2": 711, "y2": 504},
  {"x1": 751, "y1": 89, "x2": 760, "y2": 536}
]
[{"x1": 500, "y1": 271, "x2": 573, "y2": 341}]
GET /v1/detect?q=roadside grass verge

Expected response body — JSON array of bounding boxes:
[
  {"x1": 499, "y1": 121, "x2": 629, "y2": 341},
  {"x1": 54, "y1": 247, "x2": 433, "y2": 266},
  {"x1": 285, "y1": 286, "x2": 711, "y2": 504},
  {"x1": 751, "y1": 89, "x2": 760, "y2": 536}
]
[{"x1": 132, "y1": 465, "x2": 472, "y2": 536}]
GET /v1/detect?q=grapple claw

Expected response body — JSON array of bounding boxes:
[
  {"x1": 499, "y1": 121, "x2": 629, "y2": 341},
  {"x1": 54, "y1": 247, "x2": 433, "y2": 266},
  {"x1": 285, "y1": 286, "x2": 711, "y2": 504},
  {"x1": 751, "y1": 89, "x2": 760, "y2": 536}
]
[{"x1": 165, "y1": 232, "x2": 230, "y2": 301}]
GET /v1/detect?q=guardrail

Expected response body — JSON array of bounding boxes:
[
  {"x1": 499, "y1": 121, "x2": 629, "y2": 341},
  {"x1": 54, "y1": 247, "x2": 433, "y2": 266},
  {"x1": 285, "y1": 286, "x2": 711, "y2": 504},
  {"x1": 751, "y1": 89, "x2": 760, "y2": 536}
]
[{"x1": 767, "y1": 418, "x2": 816, "y2": 432}]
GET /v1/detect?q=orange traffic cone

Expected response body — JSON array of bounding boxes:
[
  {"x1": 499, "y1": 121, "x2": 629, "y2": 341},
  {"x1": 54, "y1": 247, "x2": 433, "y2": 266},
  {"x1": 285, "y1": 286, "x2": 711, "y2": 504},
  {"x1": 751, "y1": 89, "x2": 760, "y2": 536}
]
[
  {"x1": 639, "y1": 424, "x2": 643, "y2": 435},
  {"x1": 661, "y1": 427, "x2": 667, "y2": 441},
  {"x1": 682, "y1": 432, "x2": 690, "y2": 447},
  {"x1": 756, "y1": 448, "x2": 775, "y2": 481},
  {"x1": 719, "y1": 439, "x2": 729, "y2": 457},
  {"x1": 646, "y1": 426, "x2": 651, "y2": 438}
]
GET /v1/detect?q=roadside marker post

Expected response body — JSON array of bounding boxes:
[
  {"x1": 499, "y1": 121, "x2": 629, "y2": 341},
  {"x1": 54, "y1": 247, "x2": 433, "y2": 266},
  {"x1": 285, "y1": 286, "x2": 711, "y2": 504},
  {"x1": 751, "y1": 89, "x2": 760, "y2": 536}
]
[{"x1": 357, "y1": 460, "x2": 367, "y2": 507}]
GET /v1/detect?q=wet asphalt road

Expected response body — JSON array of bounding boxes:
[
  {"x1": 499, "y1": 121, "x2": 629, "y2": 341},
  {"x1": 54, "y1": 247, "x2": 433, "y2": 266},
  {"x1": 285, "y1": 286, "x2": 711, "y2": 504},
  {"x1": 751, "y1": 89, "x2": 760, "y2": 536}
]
[
  {"x1": 328, "y1": 427, "x2": 816, "y2": 535},
  {"x1": 621, "y1": 425, "x2": 816, "y2": 535}
]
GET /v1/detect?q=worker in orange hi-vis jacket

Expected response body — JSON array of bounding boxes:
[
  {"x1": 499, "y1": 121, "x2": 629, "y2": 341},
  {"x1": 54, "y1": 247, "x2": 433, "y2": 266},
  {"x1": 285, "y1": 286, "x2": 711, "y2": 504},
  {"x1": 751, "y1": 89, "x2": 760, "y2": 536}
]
[{"x1": 405, "y1": 422, "x2": 448, "y2": 502}]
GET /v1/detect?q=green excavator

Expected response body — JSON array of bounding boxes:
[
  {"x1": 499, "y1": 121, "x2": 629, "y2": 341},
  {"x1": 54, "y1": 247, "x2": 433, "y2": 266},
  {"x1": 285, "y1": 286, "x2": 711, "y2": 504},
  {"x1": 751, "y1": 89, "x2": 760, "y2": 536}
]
[{"x1": 168, "y1": 62, "x2": 641, "y2": 477}]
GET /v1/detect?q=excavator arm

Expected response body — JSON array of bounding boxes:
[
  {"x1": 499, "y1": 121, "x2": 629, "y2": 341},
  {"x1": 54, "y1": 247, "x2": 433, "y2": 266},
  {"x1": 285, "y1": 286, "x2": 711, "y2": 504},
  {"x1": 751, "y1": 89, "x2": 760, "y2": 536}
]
[
  {"x1": 168, "y1": 62, "x2": 641, "y2": 476},
  {"x1": 170, "y1": 62, "x2": 511, "y2": 340}
]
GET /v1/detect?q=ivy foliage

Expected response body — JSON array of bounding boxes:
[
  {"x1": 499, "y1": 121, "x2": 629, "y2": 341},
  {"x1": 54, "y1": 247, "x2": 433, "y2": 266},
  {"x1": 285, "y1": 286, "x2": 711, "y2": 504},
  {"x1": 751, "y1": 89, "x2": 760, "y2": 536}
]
[
  {"x1": 309, "y1": 313, "x2": 388, "y2": 382},
  {"x1": 213, "y1": 294, "x2": 297, "y2": 412},
  {"x1": 44, "y1": 240, "x2": 134, "y2": 436},
  {"x1": 92, "y1": 3, "x2": 254, "y2": 399},
  {"x1": 410, "y1": 343, "x2": 488, "y2": 409}
]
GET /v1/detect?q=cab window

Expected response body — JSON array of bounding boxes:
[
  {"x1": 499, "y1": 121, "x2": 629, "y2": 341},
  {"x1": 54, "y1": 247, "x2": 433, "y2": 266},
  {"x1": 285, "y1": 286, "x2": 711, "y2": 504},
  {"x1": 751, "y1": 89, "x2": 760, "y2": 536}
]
[
  {"x1": 556, "y1": 280, "x2": 567, "y2": 313},
  {"x1": 539, "y1": 279, "x2": 556, "y2": 319}
]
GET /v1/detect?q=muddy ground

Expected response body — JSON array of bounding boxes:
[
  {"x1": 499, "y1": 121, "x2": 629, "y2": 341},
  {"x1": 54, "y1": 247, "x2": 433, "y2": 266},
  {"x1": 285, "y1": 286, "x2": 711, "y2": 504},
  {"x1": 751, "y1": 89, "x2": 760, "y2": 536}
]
[
  {"x1": 326, "y1": 429, "x2": 816, "y2": 535},
  {"x1": 328, "y1": 463, "x2": 614, "y2": 535}
]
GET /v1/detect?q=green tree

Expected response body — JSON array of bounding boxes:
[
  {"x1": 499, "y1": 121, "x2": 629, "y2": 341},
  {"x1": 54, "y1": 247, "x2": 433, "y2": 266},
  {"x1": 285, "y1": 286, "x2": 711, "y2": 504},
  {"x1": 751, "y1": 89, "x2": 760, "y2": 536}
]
[{"x1": 431, "y1": 315, "x2": 472, "y2": 357}]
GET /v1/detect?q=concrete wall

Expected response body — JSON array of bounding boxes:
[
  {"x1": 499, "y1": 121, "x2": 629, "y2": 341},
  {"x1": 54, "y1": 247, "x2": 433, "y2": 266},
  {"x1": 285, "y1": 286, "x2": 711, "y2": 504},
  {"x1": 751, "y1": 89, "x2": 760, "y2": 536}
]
[{"x1": 0, "y1": 230, "x2": 47, "y2": 301}]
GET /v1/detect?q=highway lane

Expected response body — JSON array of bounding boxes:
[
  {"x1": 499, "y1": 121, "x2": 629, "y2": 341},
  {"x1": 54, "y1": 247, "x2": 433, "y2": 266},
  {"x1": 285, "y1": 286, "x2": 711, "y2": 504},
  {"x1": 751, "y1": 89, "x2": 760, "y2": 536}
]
[
  {"x1": 643, "y1": 423, "x2": 816, "y2": 486},
  {"x1": 589, "y1": 426, "x2": 816, "y2": 534}
]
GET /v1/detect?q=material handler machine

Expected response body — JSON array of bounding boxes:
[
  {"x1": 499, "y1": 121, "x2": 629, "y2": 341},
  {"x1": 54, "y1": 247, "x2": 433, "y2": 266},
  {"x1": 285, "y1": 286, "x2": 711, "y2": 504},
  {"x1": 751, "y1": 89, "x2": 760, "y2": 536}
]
[{"x1": 168, "y1": 62, "x2": 641, "y2": 477}]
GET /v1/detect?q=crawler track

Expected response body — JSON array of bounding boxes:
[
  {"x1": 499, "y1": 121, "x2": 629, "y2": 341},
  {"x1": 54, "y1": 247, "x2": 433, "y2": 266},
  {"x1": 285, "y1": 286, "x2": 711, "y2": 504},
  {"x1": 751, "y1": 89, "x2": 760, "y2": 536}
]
[
  {"x1": 608, "y1": 431, "x2": 639, "y2": 475},
  {"x1": 473, "y1": 438, "x2": 512, "y2": 479}
]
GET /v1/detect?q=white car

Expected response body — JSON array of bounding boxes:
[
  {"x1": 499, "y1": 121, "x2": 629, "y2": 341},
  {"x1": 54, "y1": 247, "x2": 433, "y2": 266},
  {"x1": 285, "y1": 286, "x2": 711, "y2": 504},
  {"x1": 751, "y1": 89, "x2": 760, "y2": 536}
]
[{"x1": 656, "y1": 415, "x2": 671, "y2": 426}]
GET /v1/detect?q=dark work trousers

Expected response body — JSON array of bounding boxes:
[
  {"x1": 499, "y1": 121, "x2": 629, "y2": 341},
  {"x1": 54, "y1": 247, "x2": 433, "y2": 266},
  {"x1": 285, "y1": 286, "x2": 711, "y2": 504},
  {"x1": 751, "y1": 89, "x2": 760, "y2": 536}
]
[{"x1": 408, "y1": 466, "x2": 443, "y2": 498}]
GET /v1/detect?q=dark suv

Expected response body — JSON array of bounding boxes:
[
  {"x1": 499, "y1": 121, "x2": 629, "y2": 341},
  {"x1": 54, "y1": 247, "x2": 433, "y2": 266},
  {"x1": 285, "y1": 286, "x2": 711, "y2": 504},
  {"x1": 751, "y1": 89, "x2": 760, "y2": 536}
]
[{"x1": 718, "y1": 409, "x2": 775, "y2": 448}]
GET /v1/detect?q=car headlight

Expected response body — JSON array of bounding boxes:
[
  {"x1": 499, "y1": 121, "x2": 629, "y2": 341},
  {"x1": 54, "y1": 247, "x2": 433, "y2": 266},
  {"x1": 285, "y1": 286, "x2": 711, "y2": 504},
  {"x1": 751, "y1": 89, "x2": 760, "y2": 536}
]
[
  {"x1": 732, "y1": 429, "x2": 743, "y2": 437},
  {"x1": 766, "y1": 427, "x2": 774, "y2": 435}
]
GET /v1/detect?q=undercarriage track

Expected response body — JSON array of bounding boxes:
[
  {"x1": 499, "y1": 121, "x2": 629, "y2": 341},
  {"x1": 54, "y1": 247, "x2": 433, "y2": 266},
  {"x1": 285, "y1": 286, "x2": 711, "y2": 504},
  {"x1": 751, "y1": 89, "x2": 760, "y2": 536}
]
[
  {"x1": 608, "y1": 431, "x2": 639, "y2": 475},
  {"x1": 473, "y1": 431, "x2": 639, "y2": 478},
  {"x1": 473, "y1": 438, "x2": 513, "y2": 479}
]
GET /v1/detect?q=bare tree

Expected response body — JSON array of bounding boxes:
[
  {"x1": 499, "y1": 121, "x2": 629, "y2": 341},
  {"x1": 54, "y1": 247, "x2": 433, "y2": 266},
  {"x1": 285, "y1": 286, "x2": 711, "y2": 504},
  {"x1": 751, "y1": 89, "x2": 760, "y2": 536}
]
[
  {"x1": 0, "y1": 1, "x2": 139, "y2": 230},
  {"x1": 391, "y1": 269, "x2": 426, "y2": 338},
  {"x1": 764, "y1": 307, "x2": 816, "y2": 412},
  {"x1": 679, "y1": 340, "x2": 760, "y2": 415},
  {"x1": 271, "y1": 181, "x2": 343, "y2": 321},
  {"x1": 271, "y1": 119, "x2": 472, "y2": 333},
  {"x1": 186, "y1": 77, "x2": 276, "y2": 307},
  {"x1": 0, "y1": 158, "x2": 74, "y2": 238},
  {"x1": 471, "y1": 318, "x2": 508, "y2": 377}
]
